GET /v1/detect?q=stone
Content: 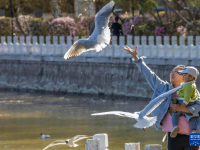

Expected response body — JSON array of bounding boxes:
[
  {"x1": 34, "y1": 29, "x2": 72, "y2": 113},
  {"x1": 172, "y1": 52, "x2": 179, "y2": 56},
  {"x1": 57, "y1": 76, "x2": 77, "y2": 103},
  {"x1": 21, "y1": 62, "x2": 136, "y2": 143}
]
[
  {"x1": 125, "y1": 142, "x2": 140, "y2": 150},
  {"x1": 86, "y1": 139, "x2": 100, "y2": 150},
  {"x1": 93, "y1": 134, "x2": 108, "y2": 150},
  {"x1": 145, "y1": 144, "x2": 162, "y2": 150}
]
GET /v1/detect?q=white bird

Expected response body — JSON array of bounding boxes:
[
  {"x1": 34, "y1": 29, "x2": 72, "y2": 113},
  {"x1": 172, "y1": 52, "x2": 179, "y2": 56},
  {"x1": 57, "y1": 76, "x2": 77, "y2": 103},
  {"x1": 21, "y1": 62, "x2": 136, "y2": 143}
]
[
  {"x1": 64, "y1": 1, "x2": 115, "y2": 60},
  {"x1": 43, "y1": 135, "x2": 92, "y2": 150},
  {"x1": 91, "y1": 111, "x2": 140, "y2": 119},
  {"x1": 91, "y1": 111, "x2": 156, "y2": 129},
  {"x1": 92, "y1": 81, "x2": 193, "y2": 129},
  {"x1": 41, "y1": 133, "x2": 51, "y2": 139}
]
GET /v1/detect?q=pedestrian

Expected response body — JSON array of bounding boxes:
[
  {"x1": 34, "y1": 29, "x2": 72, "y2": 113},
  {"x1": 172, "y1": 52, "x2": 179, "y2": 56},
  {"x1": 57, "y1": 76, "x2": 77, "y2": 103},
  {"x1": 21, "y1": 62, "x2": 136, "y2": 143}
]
[{"x1": 111, "y1": 16, "x2": 123, "y2": 44}]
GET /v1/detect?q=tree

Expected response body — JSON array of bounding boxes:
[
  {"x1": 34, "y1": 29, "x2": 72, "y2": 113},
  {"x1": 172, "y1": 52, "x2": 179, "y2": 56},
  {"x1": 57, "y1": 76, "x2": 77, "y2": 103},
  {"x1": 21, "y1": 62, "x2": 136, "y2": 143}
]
[
  {"x1": 0, "y1": 0, "x2": 49, "y2": 36},
  {"x1": 50, "y1": 0, "x2": 62, "y2": 18},
  {"x1": 0, "y1": 0, "x2": 69, "y2": 36}
]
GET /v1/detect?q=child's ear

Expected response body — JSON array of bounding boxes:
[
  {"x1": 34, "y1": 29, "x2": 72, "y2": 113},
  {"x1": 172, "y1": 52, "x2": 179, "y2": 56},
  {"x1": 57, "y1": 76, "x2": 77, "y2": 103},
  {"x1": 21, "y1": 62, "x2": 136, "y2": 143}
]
[{"x1": 189, "y1": 75, "x2": 195, "y2": 80}]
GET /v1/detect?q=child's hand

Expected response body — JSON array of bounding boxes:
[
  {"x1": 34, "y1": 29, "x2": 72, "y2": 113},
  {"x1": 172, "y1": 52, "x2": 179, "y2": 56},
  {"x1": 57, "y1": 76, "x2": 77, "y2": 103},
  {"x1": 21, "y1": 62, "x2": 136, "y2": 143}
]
[
  {"x1": 123, "y1": 46, "x2": 138, "y2": 61},
  {"x1": 181, "y1": 103, "x2": 187, "y2": 107}
]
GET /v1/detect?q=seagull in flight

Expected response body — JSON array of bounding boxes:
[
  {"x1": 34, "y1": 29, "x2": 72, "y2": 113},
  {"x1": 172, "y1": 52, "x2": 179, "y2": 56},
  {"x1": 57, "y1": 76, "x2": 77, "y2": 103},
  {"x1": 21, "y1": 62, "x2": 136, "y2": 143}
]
[
  {"x1": 91, "y1": 111, "x2": 156, "y2": 129},
  {"x1": 43, "y1": 135, "x2": 92, "y2": 150},
  {"x1": 92, "y1": 81, "x2": 192, "y2": 129},
  {"x1": 64, "y1": 1, "x2": 115, "y2": 60}
]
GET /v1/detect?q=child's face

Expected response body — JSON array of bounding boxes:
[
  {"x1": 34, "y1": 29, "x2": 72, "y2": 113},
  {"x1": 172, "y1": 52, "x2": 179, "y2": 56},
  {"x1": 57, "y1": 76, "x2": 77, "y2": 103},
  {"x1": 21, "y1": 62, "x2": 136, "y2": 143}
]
[{"x1": 183, "y1": 74, "x2": 194, "y2": 82}]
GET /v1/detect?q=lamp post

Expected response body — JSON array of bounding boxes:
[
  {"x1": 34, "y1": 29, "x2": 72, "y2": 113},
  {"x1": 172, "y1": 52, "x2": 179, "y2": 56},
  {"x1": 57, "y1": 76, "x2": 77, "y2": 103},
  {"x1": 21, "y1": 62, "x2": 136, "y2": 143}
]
[{"x1": 10, "y1": 0, "x2": 13, "y2": 41}]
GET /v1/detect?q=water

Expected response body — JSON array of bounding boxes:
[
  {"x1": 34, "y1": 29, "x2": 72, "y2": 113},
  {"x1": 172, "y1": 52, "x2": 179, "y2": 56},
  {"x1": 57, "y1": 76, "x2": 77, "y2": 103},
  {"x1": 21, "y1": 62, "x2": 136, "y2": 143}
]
[{"x1": 0, "y1": 91, "x2": 167, "y2": 150}]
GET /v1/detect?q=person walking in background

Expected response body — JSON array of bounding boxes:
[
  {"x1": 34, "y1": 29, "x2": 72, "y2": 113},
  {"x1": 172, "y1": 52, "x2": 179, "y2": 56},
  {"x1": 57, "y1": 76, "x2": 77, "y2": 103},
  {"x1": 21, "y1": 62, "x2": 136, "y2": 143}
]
[{"x1": 111, "y1": 16, "x2": 123, "y2": 44}]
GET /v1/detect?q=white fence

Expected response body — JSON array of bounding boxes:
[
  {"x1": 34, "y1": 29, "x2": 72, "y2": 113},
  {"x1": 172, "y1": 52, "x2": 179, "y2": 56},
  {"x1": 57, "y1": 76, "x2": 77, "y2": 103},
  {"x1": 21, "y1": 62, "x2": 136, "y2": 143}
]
[{"x1": 0, "y1": 35, "x2": 200, "y2": 59}]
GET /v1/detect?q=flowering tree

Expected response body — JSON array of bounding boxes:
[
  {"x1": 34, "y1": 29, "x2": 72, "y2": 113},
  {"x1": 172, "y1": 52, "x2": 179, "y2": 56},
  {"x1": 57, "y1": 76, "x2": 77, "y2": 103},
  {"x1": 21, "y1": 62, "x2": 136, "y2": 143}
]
[
  {"x1": 48, "y1": 17, "x2": 76, "y2": 36},
  {"x1": 75, "y1": 16, "x2": 95, "y2": 37},
  {"x1": 0, "y1": 18, "x2": 11, "y2": 36},
  {"x1": 0, "y1": 0, "x2": 200, "y2": 37},
  {"x1": 0, "y1": 0, "x2": 69, "y2": 36},
  {"x1": 121, "y1": 0, "x2": 200, "y2": 36}
]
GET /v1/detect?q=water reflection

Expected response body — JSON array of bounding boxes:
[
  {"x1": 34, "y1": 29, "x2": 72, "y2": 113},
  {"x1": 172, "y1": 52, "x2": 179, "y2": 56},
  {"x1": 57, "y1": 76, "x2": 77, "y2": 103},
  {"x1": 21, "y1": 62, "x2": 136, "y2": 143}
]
[{"x1": 0, "y1": 91, "x2": 167, "y2": 150}]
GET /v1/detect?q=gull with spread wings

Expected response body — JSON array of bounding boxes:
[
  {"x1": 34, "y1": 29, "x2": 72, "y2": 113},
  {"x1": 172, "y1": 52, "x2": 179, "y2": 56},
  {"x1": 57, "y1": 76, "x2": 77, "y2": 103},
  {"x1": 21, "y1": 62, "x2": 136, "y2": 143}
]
[
  {"x1": 43, "y1": 135, "x2": 92, "y2": 150},
  {"x1": 64, "y1": 1, "x2": 115, "y2": 60},
  {"x1": 92, "y1": 82, "x2": 190, "y2": 129}
]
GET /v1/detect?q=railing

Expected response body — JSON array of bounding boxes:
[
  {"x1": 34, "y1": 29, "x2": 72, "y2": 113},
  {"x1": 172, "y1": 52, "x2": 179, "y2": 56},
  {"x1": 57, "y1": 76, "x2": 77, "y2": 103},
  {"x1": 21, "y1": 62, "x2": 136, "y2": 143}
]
[{"x1": 0, "y1": 36, "x2": 200, "y2": 59}]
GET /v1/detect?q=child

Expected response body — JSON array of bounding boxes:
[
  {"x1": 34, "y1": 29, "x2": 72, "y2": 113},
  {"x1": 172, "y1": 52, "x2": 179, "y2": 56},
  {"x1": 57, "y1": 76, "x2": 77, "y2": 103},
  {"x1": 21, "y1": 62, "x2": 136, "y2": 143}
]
[{"x1": 170, "y1": 66, "x2": 199, "y2": 138}]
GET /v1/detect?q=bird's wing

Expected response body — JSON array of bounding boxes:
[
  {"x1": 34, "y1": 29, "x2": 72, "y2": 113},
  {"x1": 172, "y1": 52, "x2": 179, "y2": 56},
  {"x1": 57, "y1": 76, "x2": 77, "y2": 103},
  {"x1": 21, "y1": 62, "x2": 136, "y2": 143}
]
[
  {"x1": 139, "y1": 85, "x2": 183, "y2": 119},
  {"x1": 43, "y1": 140, "x2": 66, "y2": 150},
  {"x1": 64, "y1": 40, "x2": 87, "y2": 60},
  {"x1": 88, "y1": 1, "x2": 115, "y2": 52},
  {"x1": 71, "y1": 135, "x2": 92, "y2": 142},
  {"x1": 94, "y1": 1, "x2": 115, "y2": 31},
  {"x1": 133, "y1": 83, "x2": 190, "y2": 129},
  {"x1": 91, "y1": 111, "x2": 139, "y2": 119}
]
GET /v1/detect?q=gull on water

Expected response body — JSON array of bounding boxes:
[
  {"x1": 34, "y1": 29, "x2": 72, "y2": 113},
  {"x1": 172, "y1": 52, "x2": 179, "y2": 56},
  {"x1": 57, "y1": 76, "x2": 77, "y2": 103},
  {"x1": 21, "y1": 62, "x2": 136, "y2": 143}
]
[
  {"x1": 64, "y1": 1, "x2": 115, "y2": 60},
  {"x1": 41, "y1": 133, "x2": 51, "y2": 139},
  {"x1": 43, "y1": 135, "x2": 92, "y2": 150},
  {"x1": 92, "y1": 81, "x2": 192, "y2": 129}
]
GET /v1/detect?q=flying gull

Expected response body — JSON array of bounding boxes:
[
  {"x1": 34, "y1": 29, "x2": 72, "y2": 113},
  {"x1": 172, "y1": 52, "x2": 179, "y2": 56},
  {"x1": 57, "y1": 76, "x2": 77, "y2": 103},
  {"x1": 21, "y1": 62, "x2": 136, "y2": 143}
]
[
  {"x1": 43, "y1": 135, "x2": 92, "y2": 150},
  {"x1": 64, "y1": 1, "x2": 115, "y2": 60},
  {"x1": 92, "y1": 81, "x2": 193, "y2": 129}
]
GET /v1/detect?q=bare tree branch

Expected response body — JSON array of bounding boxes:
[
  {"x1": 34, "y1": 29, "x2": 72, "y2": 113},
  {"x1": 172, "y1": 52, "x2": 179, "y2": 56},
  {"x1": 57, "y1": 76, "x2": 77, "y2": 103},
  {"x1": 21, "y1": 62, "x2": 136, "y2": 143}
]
[
  {"x1": 113, "y1": 12, "x2": 125, "y2": 23},
  {"x1": 162, "y1": 0, "x2": 189, "y2": 23},
  {"x1": 173, "y1": 0, "x2": 193, "y2": 21},
  {"x1": 15, "y1": 7, "x2": 27, "y2": 36},
  {"x1": 136, "y1": 0, "x2": 159, "y2": 21},
  {"x1": 164, "y1": 5, "x2": 169, "y2": 22},
  {"x1": 149, "y1": 10, "x2": 159, "y2": 21},
  {"x1": 152, "y1": 3, "x2": 161, "y2": 21},
  {"x1": 195, "y1": 10, "x2": 200, "y2": 20}
]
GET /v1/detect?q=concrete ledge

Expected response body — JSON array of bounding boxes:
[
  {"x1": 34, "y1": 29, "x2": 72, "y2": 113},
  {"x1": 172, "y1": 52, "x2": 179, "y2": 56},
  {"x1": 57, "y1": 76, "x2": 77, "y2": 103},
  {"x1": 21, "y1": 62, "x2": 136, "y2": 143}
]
[
  {"x1": 0, "y1": 55, "x2": 200, "y2": 66},
  {"x1": 0, "y1": 56, "x2": 199, "y2": 98}
]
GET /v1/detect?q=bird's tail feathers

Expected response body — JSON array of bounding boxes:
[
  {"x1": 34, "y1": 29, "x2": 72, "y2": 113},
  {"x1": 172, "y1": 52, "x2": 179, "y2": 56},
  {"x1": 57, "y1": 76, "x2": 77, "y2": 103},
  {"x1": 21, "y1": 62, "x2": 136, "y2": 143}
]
[{"x1": 133, "y1": 116, "x2": 157, "y2": 129}]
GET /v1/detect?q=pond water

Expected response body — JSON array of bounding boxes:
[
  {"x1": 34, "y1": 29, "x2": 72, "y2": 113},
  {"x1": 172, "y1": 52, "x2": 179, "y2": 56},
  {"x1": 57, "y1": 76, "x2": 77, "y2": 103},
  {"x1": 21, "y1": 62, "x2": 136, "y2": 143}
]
[{"x1": 0, "y1": 91, "x2": 167, "y2": 150}]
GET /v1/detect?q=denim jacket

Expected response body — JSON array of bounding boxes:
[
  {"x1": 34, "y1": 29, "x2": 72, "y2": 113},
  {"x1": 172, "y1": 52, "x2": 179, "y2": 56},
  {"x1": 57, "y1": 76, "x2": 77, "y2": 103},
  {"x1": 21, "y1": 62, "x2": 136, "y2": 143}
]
[{"x1": 134, "y1": 57, "x2": 200, "y2": 132}]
